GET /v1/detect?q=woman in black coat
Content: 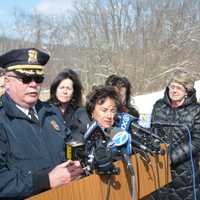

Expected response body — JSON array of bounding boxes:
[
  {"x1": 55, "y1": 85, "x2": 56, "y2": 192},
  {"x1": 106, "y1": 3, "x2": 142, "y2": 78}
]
[
  {"x1": 149, "y1": 70, "x2": 200, "y2": 200},
  {"x1": 48, "y1": 69, "x2": 83, "y2": 127}
]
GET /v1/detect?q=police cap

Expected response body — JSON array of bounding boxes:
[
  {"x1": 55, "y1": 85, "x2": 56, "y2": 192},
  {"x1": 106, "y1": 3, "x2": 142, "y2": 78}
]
[{"x1": 0, "y1": 48, "x2": 50, "y2": 75}]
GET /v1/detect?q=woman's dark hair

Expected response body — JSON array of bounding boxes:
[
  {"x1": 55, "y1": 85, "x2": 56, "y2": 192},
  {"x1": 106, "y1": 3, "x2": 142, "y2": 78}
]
[
  {"x1": 105, "y1": 75, "x2": 131, "y2": 106},
  {"x1": 86, "y1": 85, "x2": 121, "y2": 119},
  {"x1": 105, "y1": 75, "x2": 139, "y2": 119},
  {"x1": 49, "y1": 69, "x2": 83, "y2": 108}
]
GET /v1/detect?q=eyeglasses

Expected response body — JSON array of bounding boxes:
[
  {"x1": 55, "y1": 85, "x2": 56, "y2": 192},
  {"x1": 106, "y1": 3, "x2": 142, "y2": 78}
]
[
  {"x1": 7, "y1": 74, "x2": 44, "y2": 84},
  {"x1": 168, "y1": 84, "x2": 186, "y2": 92},
  {"x1": 99, "y1": 108, "x2": 117, "y2": 116}
]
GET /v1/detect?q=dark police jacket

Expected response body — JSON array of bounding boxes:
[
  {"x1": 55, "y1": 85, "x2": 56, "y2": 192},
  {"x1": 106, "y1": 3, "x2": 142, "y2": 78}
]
[{"x1": 0, "y1": 93, "x2": 71, "y2": 199}]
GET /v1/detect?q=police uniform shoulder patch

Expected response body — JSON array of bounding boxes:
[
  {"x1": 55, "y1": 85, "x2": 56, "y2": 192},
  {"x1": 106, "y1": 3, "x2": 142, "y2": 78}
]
[{"x1": 50, "y1": 119, "x2": 61, "y2": 131}]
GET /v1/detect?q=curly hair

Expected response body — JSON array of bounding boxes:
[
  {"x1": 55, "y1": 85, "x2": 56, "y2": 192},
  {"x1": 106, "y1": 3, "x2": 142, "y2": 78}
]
[{"x1": 86, "y1": 85, "x2": 121, "y2": 119}]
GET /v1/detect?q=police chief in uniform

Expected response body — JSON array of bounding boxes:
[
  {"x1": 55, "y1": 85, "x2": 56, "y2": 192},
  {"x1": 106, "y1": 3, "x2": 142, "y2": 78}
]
[{"x1": 0, "y1": 48, "x2": 83, "y2": 199}]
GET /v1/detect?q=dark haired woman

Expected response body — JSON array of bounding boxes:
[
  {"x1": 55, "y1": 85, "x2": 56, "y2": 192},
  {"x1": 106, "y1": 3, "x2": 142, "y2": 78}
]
[
  {"x1": 48, "y1": 69, "x2": 83, "y2": 127},
  {"x1": 71, "y1": 85, "x2": 121, "y2": 140},
  {"x1": 105, "y1": 75, "x2": 139, "y2": 120}
]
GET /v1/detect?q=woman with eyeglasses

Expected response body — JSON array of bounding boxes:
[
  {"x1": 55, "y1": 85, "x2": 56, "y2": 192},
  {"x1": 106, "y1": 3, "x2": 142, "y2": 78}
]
[
  {"x1": 148, "y1": 70, "x2": 200, "y2": 200},
  {"x1": 48, "y1": 69, "x2": 83, "y2": 128}
]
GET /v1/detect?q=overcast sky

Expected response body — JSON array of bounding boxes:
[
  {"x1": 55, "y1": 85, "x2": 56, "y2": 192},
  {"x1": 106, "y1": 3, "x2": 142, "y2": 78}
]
[
  {"x1": 36, "y1": 0, "x2": 75, "y2": 15},
  {"x1": 1, "y1": 0, "x2": 75, "y2": 15},
  {"x1": 0, "y1": 0, "x2": 75, "y2": 36}
]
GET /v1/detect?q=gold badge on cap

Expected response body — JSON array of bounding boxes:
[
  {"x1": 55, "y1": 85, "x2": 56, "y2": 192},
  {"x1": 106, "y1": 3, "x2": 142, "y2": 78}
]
[
  {"x1": 50, "y1": 120, "x2": 61, "y2": 132},
  {"x1": 28, "y1": 49, "x2": 38, "y2": 64}
]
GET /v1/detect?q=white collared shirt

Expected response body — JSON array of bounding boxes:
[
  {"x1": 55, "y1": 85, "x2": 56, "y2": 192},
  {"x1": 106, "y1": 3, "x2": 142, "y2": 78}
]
[{"x1": 16, "y1": 105, "x2": 38, "y2": 119}]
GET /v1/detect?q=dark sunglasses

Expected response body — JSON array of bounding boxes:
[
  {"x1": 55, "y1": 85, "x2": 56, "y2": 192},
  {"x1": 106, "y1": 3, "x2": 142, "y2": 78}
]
[{"x1": 7, "y1": 74, "x2": 44, "y2": 84}]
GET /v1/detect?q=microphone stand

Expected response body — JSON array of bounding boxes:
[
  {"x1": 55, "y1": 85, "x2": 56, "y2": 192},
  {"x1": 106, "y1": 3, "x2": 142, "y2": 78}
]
[{"x1": 121, "y1": 153, "x2": 135, "y2": 176}]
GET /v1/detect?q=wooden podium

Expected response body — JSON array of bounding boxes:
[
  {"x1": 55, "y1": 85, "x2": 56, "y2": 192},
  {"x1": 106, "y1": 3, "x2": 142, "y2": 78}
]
[{"x1": 27, "y1": 144, "x2": 171, "y2": 200}]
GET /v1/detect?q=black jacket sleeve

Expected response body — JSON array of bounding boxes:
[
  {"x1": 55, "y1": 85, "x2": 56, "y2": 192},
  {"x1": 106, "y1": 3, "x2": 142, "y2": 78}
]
[
  {"x1": 0, "y1": 124, "x2": 50, "y2": 199},
  {"x1": 170, "y1": 113, "x2": 200, "y2": 167},
  {"x1": 70, "y1": 107, "x2": 91, "y2": 141}
]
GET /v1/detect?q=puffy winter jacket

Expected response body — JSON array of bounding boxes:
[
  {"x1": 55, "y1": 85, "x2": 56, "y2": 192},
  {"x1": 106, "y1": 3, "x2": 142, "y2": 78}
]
[{"x1": 148, "y1": 88, "x2": 200, "y2": 200}]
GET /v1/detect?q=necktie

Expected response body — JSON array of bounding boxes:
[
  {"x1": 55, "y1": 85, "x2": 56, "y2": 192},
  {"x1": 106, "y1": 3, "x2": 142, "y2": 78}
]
[{"x1": 29, "y1": 108, "x2": 39, "y2": 124}]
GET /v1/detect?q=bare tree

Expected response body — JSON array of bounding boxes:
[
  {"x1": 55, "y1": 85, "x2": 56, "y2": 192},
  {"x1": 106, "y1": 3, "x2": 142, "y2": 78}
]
[{"x1": 1, "y1": 0, "x2": 200, "y2": 95}]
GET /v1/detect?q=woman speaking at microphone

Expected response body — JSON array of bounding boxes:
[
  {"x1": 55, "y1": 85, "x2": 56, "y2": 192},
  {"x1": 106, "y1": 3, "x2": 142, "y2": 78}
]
[{"x1": 70, "y1": 85, "x2": 121, "y2": 140}]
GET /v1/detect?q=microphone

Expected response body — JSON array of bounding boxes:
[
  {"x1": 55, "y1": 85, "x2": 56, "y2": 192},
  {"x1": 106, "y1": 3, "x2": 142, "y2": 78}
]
[
  {"x1": 131, "y1": 122, "x2": 165, "y2": 143},
  {"x1": 117, "y1": 112, "x2": 135, "y2": 131},
  {"x1": 109, "y1": 128, "x2": 134, "y2": 175},
  {"x1": 131, "y1": 138, "x2": 154, "y2": 154},
  {"x1": 117, "y1": 113, "x2": 166, "y2": 155},
  {"x1": 83, "y1": 121, "x2": 100, "y2": 141},
  {"x1": 109, "y1": 128, "x2": 154, "y2": 154},
  {"x1": 66, "y1": 139, "x2": 85, "y2": 161},
  {"x1": 117, "y1": 112, "x2": 165, "y2": 143},
  {"x1": 109, "y1": 128, "x2": 132, "y2": 155}
]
